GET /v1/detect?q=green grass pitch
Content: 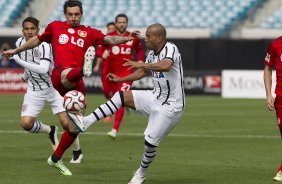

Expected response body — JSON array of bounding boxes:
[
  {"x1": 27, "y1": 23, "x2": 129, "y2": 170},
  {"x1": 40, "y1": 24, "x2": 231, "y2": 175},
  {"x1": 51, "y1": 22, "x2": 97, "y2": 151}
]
[{"x1": 0, "y1": 94, "x2": 280, "y2": 184}]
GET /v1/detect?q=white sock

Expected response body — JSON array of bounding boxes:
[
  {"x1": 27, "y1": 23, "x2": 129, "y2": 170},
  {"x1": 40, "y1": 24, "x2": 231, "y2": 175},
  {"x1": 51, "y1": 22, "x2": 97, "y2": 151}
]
[
  {"x1": 83, "y1": 92, "x2": 123, "y2": 128},
  {"x1": 28, "y1": 120, "x2": 51, "y2": 133},
  {"x1": 72, "y1": 136, "x2": 81, "y2": 151}
]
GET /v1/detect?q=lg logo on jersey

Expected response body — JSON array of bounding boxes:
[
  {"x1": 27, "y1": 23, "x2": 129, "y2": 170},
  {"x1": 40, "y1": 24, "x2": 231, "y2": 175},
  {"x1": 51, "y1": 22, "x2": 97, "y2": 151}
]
[
  {"x1": 58, "y1": 34, "x2": 84, "y2": 47},
  {"x1": 111, "y1": 46, "x2": 131, "y2": 55}
]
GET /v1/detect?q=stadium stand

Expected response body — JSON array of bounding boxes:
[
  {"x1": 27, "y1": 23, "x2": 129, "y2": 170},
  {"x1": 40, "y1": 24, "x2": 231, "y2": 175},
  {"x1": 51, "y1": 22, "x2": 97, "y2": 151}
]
[
  {"x1": 0, "y1": 0, "x2": 28, "y2": 27},
  {"x1": 44, "y1": 0, "x2": 263, "y2": 37}
]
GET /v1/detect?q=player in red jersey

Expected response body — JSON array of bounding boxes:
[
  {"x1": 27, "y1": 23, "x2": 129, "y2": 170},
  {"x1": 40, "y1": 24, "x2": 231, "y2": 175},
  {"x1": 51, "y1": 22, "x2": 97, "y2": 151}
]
[
  {"x1": 264, "y1": 36, "x2": 282, "y2": 181},
  {"x1": 105, "y1": 14, "x2": 144, "y2": 139},
  {"x1": 3, "y1": 0, "x2": 140, "y2": 175},
  {"x1": 94, "y1": 22, "x2": 116, "y2": 123}
]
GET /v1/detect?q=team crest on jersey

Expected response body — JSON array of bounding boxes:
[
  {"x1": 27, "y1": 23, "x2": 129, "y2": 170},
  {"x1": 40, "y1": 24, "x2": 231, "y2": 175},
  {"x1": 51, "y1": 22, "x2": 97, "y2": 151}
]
[
  {"x1": 68, "y1": 28, "x2": 75, "y2": 34},
  {"x1": 59, "y1": 34, "x2": 69, "y2": 44},
  {"x1": 33, "y1": 49, "x2": 40, "y2": 59},
  {"x1": 126, "y1": 40, "x2": 133, "y2": 46},
  {"x1": 78, "y1": 30, "x2": 87, "y2": 37}
]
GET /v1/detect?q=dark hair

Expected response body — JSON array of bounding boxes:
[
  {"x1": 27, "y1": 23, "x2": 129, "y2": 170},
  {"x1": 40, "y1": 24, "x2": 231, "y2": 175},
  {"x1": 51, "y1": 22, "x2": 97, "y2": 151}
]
[
  {"x1": 22, "y1": 17, "x2": 40, "y2": 28},
  {"x1": 115, "y1": 13, "x2": 128, "y2": 23},
  {"x1": 106, "y1": 22, "x2": 115, "y2": 28},
  {"x1": 63, "y1": 0, "x2": 83, "y2": 14}
]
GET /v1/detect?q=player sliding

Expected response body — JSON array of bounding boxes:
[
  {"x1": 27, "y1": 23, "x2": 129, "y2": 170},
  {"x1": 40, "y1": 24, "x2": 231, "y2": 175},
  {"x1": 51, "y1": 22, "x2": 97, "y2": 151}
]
[{"x1": 69, "y1": 23, "x2": 185, "y2": 184}]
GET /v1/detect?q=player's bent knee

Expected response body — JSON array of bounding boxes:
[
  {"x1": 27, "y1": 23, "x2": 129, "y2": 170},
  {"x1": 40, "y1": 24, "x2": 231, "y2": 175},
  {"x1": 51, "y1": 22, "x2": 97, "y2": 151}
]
[
  {"x1": 61, "y1": 68, "x2": 76, "y2": 89},
  {"x1": 20, "y1": 118, "x2": 34, "y2": 131}
]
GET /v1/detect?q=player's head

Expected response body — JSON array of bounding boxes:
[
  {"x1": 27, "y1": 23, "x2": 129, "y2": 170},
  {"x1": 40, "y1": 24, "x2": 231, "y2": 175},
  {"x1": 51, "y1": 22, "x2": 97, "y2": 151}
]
[
  {"x1": 145, "y1": 23, "x2": 167, "y2": 52},
  {"x1": 106, "y1": 22, "x2": 116, "y2": 34},
  {"x1": 115, "y1": 14, "x2": 128, "y2": 34},
  {"x1": 64, "y1": 0, "x2": 83, "y2": 27},
  {"x1": 22, "y1": 17, "x2": 40, "y2": 41}
]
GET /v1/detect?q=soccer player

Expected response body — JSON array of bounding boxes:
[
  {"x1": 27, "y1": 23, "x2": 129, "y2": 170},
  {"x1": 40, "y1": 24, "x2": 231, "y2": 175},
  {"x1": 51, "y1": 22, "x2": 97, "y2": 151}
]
[
  {"x1": 264, "y1": 36, "x2": 282, "y2": 181},
  {"x1": 73, "y1": 23, "x2": 185, "y2": 183},
  {"x1": 93, "y1": 22, "x2": 116, "y2": 123},
  {"x1": 3, "y1": 0, "x2": 139, "y2": 174},
  {"x1": 105, "y1": 14, "x2": 144, "y2": 139},
  {"x1": 11, "y1": 16, "x2": 73, "y2": 175}
]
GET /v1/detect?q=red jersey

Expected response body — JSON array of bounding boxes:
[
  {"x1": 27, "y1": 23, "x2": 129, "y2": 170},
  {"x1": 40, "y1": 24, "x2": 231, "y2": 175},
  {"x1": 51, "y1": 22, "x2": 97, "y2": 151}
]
[
  {"x1": 96, "y1": 45, "x2": 105, "y2": 58},
  {"x1": 265, "y1": 36, "x2": 282, "y2": 96},
  {"x1": 38, "y1": 21, "x2": 105, "y2": 70},
  {"x1": 105, "y1": 30, "x2": 143, "y2": 77}
]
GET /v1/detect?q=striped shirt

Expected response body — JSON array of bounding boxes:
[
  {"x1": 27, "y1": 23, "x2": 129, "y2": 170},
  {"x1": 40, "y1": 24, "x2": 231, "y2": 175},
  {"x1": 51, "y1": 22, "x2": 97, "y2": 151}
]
[
  {"x1": 16, "y1": 37, "x2": 53, "y2": 91},
  {"x1": 145, "y1": 42, "x2": 185, "y2": 111}
]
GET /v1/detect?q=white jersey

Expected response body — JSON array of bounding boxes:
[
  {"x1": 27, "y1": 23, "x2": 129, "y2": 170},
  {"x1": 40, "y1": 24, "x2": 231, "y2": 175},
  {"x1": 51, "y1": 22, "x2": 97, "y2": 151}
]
[
  {"x1": 16, "y1": 37, "x2": 53, "y2": 91},
  {"x1": 145, "y1": 42, "x2": 185, "y2": 112}
]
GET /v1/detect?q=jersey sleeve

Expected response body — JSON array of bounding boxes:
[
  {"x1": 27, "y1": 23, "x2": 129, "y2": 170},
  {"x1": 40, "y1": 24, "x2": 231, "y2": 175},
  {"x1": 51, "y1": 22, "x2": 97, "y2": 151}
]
[
  {"x1": 163, "y1": 43, "x2": 177, "y2": 64},
  {"x1": 37, "y1": 22, "x2": 53, "y2": 43},
  {"x1": 96, "y1": 45, "x2": 105, "y2": 58},
  {"x1": 264, "y1": 41, "x2": 276, "y2": 66},
  {"x1": 91, "y1": 28, "x2": 105, "y2": 45}
]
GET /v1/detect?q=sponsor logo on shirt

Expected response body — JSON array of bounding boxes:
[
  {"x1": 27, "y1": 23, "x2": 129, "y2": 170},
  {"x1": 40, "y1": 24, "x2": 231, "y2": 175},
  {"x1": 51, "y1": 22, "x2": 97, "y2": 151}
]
[
  {"x1": 59, "y1": 34, "x2": 69, "y2": 44},
  {"x1": 265, "y1": 53, "x2": 270, "y2": 62},
  {"x1": 68, "y1": 28, "x2": 75, "y2": 34},
  {"x1": 58, "y1": 34, "x2": 84, "y2": 47},
  {"x1": 78, "y1": 30, "x2": 87, "y2": 37},
  {"x1": 111, "y1": 46, "x2": 131, "y2": 55}
]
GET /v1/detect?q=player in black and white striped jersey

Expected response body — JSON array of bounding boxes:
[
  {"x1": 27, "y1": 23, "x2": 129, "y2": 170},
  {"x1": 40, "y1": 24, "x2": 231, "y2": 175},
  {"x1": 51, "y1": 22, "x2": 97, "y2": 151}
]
[
  {"x1": 69, "y1": 23, "x2": 185, "y2": 183},
  {"x1": 10, "y1": 17, "x2": 73, "y2": 175}
]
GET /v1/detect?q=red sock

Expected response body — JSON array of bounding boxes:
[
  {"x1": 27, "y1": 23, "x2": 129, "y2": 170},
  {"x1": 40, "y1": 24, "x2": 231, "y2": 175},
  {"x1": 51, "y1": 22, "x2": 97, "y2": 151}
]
[
  {"x1": 54, "y1": 131, "x2": 78, "y2": 158},
  {"x1": 113, "y1": 107, "x2": 125, "y2": 131},
  {"x1": 67, "y1": 68, "x2": 83, "y2": 82}
]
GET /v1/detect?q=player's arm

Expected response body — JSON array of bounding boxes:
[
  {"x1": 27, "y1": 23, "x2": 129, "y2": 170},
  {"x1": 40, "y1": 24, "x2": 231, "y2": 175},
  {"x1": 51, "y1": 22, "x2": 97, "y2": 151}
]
[
  {"x1": 12, "y1": 55, "x2": 50, "y2": 74},
  {"x1": 93, "y1": 57, "x2": 103, "y2": 73},
  {"x1": 3, "y1": 36, "x2": 42, "y2": 58},
  {"x1": 108, "y1": 67, "x2": 148, "y2": 83},
  {"x1": 124, "y1": 58, "x2": 173, "y2": 72},
  {"x1": 264, "y1": 64, "x2": 275, "y2": 111},
  {"x1": 103, "y1": 30, "x2": 140, "y2": 45}
]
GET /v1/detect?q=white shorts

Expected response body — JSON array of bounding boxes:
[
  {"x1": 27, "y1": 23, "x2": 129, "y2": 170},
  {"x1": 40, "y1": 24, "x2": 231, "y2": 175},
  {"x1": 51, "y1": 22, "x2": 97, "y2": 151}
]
[
  {"x1": 21, "y1": 87, "x2": 65, "y2": 117},
  {"x1": 132, "y1": 90, "x2": 183, "y2": 146}
]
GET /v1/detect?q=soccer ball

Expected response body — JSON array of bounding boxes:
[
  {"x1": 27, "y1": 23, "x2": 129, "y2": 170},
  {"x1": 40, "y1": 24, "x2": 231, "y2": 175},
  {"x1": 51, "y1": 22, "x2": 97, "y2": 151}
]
[{"x1": 63, "y1": 90, "x2": 86, "y2": 112}]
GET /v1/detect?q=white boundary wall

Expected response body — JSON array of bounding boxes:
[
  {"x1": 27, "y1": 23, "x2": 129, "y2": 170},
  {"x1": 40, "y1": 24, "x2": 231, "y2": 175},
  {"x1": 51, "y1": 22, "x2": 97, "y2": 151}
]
[{"x1": 221, "y1": 70, "x2": 276, "y2": 99}]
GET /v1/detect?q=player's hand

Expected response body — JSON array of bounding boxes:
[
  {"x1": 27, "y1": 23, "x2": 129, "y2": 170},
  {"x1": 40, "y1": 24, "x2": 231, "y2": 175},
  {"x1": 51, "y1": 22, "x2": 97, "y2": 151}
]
[
  {"x1": 93, "y1": 65, "x2": 99, "y2": 73},
  {"x1": 2, "y1": 49, "x2": 17, "y2": 59},
  {"x1": 107, "y1": 73, "x2": 121, "y2": 82},
  {"x1": 266, "y1": 95, "x2": 275, "y2": 111},
  {"x1": 128, "y1": 30, "x2": 140, "y2": 40}
]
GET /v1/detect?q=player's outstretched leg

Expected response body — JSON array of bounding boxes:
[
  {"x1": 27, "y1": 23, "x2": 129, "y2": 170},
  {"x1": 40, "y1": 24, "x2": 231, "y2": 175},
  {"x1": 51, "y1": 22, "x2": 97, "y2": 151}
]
[
  {"x1": 83, "y1": 91, "x2": 125, "y2": 129},
  {"x1": 47, "y1": 156, "x2": 72, "y2": 176},
  {"x1": 83, "y1": 46, "x2": 95, "y2": 77}
]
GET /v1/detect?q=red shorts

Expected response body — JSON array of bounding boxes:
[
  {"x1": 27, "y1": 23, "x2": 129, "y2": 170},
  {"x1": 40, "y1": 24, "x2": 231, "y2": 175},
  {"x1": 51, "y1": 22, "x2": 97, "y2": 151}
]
[
  {"x1": 109, "y1": 81, "x2": 133, "y2": 94},
  {"x1": 101, "y1": 59, "x2": 111, "y2": 98},
  {"x1": 51, "y1": 69, "x2": 86, "y2": 96}
]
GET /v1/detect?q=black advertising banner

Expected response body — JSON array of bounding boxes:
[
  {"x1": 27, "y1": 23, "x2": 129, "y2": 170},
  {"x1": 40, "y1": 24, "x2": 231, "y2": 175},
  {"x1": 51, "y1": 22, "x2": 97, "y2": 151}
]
[{"x1": 84, "y1": 70, "x2": 221, "y2": 95}]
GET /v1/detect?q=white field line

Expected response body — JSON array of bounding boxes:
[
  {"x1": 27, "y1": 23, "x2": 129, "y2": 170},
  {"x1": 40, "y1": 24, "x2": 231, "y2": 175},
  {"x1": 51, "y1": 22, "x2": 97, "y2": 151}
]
[{"x1": 0, "y1": 130, "x2": 279, "y2": 139}]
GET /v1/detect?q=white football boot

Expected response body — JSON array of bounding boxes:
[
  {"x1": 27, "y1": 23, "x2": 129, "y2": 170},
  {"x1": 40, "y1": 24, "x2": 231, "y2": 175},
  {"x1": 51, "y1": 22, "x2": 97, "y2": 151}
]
[
  {"x1": 107, "y1": 128, "x2": 118, "y2": 139},
  {"x1": 67, "y1": 112, "x2": 87, "y2": 132},
  {"x1": 274, "y1": 171, "x2": 282, "y2": 181},
  {"x1": 128, "y1": 172, "x2": 146, "y2": 184},
  {"x1": 83, "y1": 46, "x2": 95, "y2": 76}
]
